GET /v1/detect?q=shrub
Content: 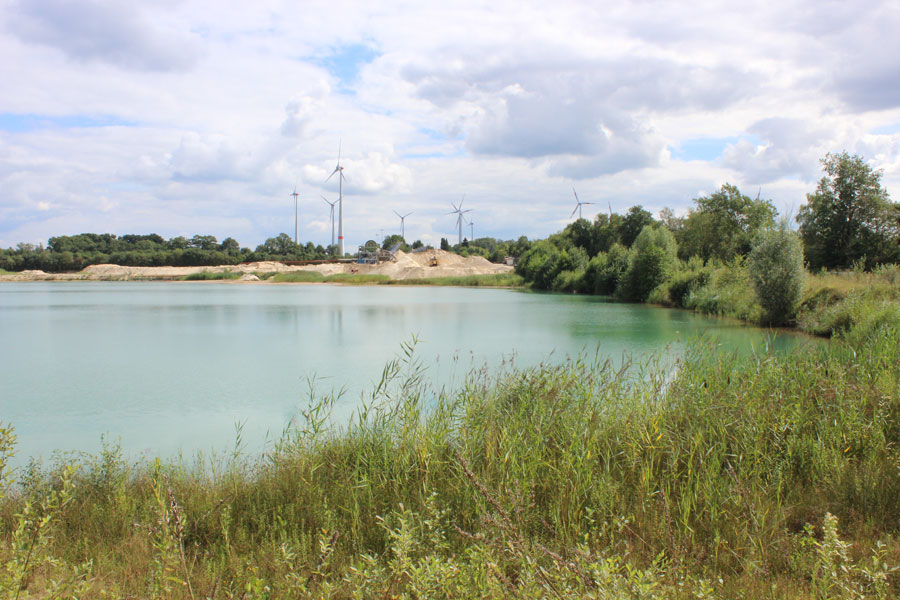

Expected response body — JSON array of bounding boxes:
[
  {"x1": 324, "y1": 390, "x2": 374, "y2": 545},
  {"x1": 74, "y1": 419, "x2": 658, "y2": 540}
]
[
  {"x1": 747, "y1": 224, "x2": 805, "y2": 325},
  {"x1": 618, "y1": 226, "x2": 677, "y2": 302}
]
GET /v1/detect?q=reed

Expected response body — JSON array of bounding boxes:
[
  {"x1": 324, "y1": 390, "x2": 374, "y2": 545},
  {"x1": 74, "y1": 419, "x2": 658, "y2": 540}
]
[
  {"x1": 270, "y1": 271, "x2": 325, "y2": 283},
  {"x1": 385, "y1": 273, "x2": 524, "y2": 287},
  {"x1": 323, "y1": 273, "x2": 391, "y2": 284},
  {"x1": 180, "y1": 271, "x2": 242, "y2": 281}
]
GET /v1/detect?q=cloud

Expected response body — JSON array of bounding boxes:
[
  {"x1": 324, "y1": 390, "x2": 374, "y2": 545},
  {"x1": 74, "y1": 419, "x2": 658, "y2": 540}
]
[
  {"x1": 722, "y1": 118, "x2": 829, "y2": 183},
  {"x1": 7, "y1": 0, "x2": 199, "y2": 71}
]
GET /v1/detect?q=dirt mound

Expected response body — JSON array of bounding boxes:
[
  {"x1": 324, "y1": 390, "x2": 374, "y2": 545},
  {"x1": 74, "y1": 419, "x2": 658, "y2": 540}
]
[{"x1": 1, "y1": 251, "x2": 513, "y2": 282}]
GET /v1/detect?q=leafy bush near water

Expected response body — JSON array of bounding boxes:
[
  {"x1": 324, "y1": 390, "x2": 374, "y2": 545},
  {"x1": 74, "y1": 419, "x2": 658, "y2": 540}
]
[{"x1": 4, "y1": 319, "x2": 900, "y2": 598}]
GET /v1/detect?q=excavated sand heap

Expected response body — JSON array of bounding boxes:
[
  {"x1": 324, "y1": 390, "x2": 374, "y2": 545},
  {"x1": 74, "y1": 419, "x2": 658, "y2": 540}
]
[{"x1": 0, "y1": 250, "x2": 513, "y2": 282}]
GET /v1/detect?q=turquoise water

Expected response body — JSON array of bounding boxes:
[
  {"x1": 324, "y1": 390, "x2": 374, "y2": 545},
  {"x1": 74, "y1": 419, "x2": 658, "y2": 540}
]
[{"x1": 0, "y1": 282, "x2": 813, "y2": 464}]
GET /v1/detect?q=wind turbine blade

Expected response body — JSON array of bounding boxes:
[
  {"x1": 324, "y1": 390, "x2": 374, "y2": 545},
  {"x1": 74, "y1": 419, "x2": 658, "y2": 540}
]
[
  {"x1": 325, "y1": 167, "x2": 338, "y2": 182},
  {"x1": 570, "y1": 205, "x2": 579, "y2": 218},
  {"x1": 583, "y1": 202, "x2": 594, "y2": 205},
  {"x1": 573, "y1": 188, "x2": 579, "y2": 202},
  {"x1": 404, "y1": 211, "x2": 413, "y2": 218},
  {"x1": 393, "y1": 210, "x2": 402, "y2": 218}
]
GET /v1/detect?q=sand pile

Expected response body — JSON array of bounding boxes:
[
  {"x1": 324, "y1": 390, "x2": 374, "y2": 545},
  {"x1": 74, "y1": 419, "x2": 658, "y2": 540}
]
[{"x1": 0, "y1": 250, "x2": 513, "y2": 282}]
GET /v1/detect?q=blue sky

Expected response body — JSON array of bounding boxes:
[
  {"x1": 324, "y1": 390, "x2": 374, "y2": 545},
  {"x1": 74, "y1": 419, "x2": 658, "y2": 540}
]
[{"x1": 1, "y1": 0, "x2": 899, "y2": 250}]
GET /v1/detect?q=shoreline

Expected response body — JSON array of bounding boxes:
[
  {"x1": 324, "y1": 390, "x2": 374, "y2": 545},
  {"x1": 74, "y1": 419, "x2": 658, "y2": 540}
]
[{"x1": 0, "y1": 249, "x2": 515, "y2": 283}]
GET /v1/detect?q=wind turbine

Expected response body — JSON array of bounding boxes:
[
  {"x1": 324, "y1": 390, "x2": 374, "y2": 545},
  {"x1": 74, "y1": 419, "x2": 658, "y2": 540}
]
[
  {"x1": 468, "y1": 218, "x2": 474, "y2": 241},
  {"x1": 393, "y1": 210, "x2": 412, "y2": 240},
  {"x1": 325, "y1": 143, "x2": 346, "y2": 255},
  {"x1": 570, "y1": 187, "x2": 593, "y2": 221},
  {"x1": 290, "y1": 184, "x2": 300, "y2": 244},
  {"x1": 321, "y1": 195, "x2": 337, "y2": 249},
  {"x1": 447, "y1": 197, "x2": 472, "y2": 246}
]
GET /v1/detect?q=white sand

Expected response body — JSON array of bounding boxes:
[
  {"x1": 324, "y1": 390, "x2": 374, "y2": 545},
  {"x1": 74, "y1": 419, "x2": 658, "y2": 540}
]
[{"x1": 0, "y1": 250, "x2": 513, "y2": 282}]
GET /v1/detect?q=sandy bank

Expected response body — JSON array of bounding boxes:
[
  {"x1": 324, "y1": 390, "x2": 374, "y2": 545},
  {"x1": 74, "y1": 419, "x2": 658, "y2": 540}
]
[{"x1": 0, "y1": 250, "x2": 514, "y2": 282}]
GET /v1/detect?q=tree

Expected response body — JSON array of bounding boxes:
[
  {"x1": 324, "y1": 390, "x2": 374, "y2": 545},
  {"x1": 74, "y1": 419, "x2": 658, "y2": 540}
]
[
  {"x1": 748, "y1": 222, "x2": 805, "y2": 325},
  {"x1": 618, "y1": 206, "x2": 655, "y2": 247},
  {"x1": 678, "y1": 184, "x2": 777, "y2": 262},
  {"x1": 797, "y1": 152, "x2": 899, "y2": 270},
  {"x1": 619, "y1": 225, "x2": 678, "y2": 302},
  {"x1": 381, "y1": 234, "x2": 407, "y2": 251},
  {"x1": 440, "y1": 238, "x2": 451, "y2": 251}
]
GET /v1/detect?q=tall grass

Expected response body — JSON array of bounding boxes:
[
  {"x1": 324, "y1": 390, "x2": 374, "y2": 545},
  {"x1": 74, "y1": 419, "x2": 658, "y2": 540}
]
[
  {"x1": 323, "y1": 273, "x2": 391, "y2": 284},
  {"x1": 271, "y1": 271, "x2": 325, "y2": 283},
  {"x1": 385, "y1": 273, "x2": 524, "y2": 287},
  {"x1": 3, "y1": 324, "x2": 900, "y2": 597},
  {"x1": 180, "y1": 271, "x2": 242, "y2": 281}
]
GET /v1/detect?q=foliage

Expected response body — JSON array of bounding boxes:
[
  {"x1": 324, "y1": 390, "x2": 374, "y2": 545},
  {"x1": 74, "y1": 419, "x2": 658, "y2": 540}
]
[
  {"x1": 618, "y1": 206, "x2": 655, "y2": 247},
  {"x1": 618, "y1": 225, "x2": 678, "y2": 301},
  {"x1": 747, "y1": 223, "x2": 806, "y2": 325},
  {"x1": 323, "y1": 273, "x2": 391, "y2": 284},
  {"x1": 682, "y1": 258, "x2": 763, "y2": 322},
  {"x1": 678, "y1": 183, "x2": 778, "y2": 262},
  {"x1": 270, "y1": 271, "x2": 326, "y2": 283},
  {"x1": 582, "y1": 244, "x2": 631, "y2": 295},
  {"x1": 180, "y1": 270, "x2": 242, "y2": 281},
  {"x1": 797, "y1": 151, "x2": 899, "y2": 270},
  {"x1": 385, "y1": 273, "x2": 524, "y2": 287}
]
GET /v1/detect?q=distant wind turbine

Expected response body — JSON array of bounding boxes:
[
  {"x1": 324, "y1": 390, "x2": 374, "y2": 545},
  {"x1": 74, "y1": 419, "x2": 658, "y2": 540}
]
[
  {"x1": 291, "y1": 184, "x2": 300, "y2": 244},
  {"x1": 570, "y1": 187, "x2": 593, "y2": 220},
  {"x1": 468, "y1": 218, "x2": 474, "y2": 241},
  {"x1": 325, "y1": 142, "x2": 346, "y2": 255},
  {"x1": 393, "y1": 210, "x2": 413, "y2": 240},
  {"x1": 447, "y1": 197, "x2": 472, "y2": 246},
  {"x1": 321, "y1": 195, "x2": 337, "y2": 248}
]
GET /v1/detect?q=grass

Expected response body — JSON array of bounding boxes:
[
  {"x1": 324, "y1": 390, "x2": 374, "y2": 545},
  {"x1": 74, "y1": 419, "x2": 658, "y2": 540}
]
[
  {"x1": 3, "y1": 311, "x2": 900, "y2": 598},
  {"x1": 385, "y1": 273, "x2": 525, "y2": 287},
  {"x1": 180, "y1": 271, "x2": 242, "y2": 281},
  {"x1": 323, "y1": 273, "x2": 391, "y2": 284},
  {"x1": 270, "y1": 271, "x2": 326, "y2": 283}
]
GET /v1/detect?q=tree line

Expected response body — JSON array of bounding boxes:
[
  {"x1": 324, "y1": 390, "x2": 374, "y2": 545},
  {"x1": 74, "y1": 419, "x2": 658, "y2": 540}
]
[
  {"x1": 0, "y1": 232, "x2": 337, "y2": 272},
  {"x1": 513, "y1": 151, "x2": 898, "y2": 324}
]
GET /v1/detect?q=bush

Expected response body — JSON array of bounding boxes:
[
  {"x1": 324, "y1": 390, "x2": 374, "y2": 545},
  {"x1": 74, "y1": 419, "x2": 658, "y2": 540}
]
[
  {"x1": 747, "y1": 224, "x2": 805, "y2": 325},
  {"x1": 618, "y1": 226, "x2": 678, "y2": 302},
  {"x1": 584, "y1": 244, "x2": 631, "y2": 295}
]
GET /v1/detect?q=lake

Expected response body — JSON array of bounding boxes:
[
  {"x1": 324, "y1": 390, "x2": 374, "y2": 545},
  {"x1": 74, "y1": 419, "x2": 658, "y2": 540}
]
[{"x1": 1, "y1": 282, "x2": 813, "y2": 465}]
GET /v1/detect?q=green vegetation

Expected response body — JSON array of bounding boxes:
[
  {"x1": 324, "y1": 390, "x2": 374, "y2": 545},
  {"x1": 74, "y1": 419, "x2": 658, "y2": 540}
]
[
  {"x1": 3, "y1": 308, "x2": 900, "y2": 598},
  {"x1": 798, "y1": 151, "x2": 899, "y2": 270},
  {"x1": 0, "y1": 232, "x2": 333, "y2": 273},
  {"x1": 270, "y1": 271, "x2": 326, "y2": 283},
  {"x1": 748, "y1": 223, "x2": 806, "y2": 325},
  {"x1": 386, "y1": 273, "x2": 525, "y2": 287},
  {"x1": 180, "y1": 270, "x2": 242, "y2": 281},
  {"x1": 323, "y1": 273, "x2": 391, "y2": 284}
]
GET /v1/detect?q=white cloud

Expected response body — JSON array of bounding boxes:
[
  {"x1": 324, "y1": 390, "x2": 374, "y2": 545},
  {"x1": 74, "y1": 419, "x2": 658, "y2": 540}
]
[{"x1": 1, "y1": 0, "x2": 899, "y2": 249}]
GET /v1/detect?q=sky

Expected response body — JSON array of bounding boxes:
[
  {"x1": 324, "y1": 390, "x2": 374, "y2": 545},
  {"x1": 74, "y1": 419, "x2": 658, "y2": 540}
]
[{"x1": 2, "y1": 0, "x2": 900, "y2": 251}]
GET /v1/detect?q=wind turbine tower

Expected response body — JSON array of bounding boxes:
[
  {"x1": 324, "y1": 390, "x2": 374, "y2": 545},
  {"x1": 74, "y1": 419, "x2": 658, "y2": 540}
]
[
  {"x1": 469, "y1": 218, "x2": 474, "y2": 241},
  {"x1": 321, "y1": 195, "x2": 337, "y2": 248},
  {"x1": 326, "y1": 144, "x2": 346, "y2": 255},
  {"x1": 393, "y1": 210, "x2": 412, "y2": 240},
  {"x1": 291, "y1": 185, "x2": 300, "y2": 244},
  {"x1": 571, "y1": 187, "x2": 593, "y2": 221},
  {"x1": 447, "y1": 198, "x2": 472, "y2": 246}
]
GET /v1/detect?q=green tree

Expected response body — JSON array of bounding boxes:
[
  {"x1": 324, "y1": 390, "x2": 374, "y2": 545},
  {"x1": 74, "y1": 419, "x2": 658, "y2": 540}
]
[
  {"x1": 748, "y1": 222, "x2": 805, "y2": 325},
  {"x1": 619, "y1": 225, "x2": 678, "y2": 301},
  {"x1": 440, "y1": 238, "x2": 451, "y2": 251},
  {"x1": 618, "y1": 206, "x2": 655, "y2": 247},
  {"x1": 678, "y1": 184, "x2": 777, "y2": 262},
  {"x1": 797, "y1": 152, "x2": 899, "y2": 270},
  {"x1": 381, "y1": 234, "x2": 408, "y2": 251}
]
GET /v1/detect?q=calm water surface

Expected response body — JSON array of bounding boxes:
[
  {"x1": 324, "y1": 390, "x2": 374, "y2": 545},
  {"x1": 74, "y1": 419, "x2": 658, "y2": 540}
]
[{"x1": 1, "y1": 282, "x2": 813, "y2": 464}]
